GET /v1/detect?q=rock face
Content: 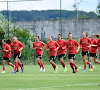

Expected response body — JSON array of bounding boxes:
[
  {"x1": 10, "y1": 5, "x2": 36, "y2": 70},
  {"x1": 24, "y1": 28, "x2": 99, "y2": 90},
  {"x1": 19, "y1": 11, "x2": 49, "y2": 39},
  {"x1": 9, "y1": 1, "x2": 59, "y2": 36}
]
[{"x1": 12, "y1": 18, "x2": 100, "y2": 38}]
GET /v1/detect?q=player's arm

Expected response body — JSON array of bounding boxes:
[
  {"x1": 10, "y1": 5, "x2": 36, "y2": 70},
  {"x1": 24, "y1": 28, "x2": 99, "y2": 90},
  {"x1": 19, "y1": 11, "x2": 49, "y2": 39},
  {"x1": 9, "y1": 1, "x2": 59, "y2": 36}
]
[
  {"x1": 19, "y1": 42, "x2": 24, "y2": 51},
  {"x1": 87, "y1": 38, "x2": 92, "y2": 48},
  {"x1": 40, "y1": 42, "x2": 46, "y2": 50},
  {"x1": 75, "y1": 40, "x2": 80, "y2": 53},
  {"x1": 46, "y1": 43, "x2": 49, "y2": 51},
  {"x1": 80, "y1": 39, "x2": 82, "y2": 49},
  {"x1": 4, "y1": 46, "x2": 11, "y2": 52},
  {"x1": 62, "y1": 40, "x2": 66, "y2": 50},
  {"x1": 54, "y1": 42, "x2": 59, "y2": 52}
]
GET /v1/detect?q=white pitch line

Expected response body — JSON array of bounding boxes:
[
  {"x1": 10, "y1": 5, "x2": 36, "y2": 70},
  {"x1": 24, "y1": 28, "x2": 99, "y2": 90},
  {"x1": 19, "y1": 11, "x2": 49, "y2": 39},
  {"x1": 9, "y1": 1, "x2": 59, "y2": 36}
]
[{"x1": 17, "y1": 83, "x2": 99, "y2": 90}]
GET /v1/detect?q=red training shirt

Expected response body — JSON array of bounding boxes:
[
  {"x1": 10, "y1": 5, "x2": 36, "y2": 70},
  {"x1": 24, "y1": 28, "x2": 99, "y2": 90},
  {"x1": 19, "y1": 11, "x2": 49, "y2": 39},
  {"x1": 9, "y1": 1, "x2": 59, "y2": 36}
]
[
  {"x1": 56, "y1": 39, "x2": 66, "y2": 55},
  {"x1": 80, "y1": 37, "x2": 91, "y2": 52},
  {"x1": 33, "y1": 41, "x2": 46, "y2": 56},
  {"x1": 46, "y1": 40, "x2": 59, "y2": 57},
  {"x1": 1, "y1": 43, "x2": 11, "y2": 58},
  {"x1": 90, "y1": 38, "x2": 97, "y2": 53},
  {"x1": 97, "y1": 39, "x2": 100, "y2": 49},
  {"x1": 66, "y1": 39, "x2": 80, "y2": 54},
  {"x1": 11, "y1": 40, "x2": 24, "y2": 55}
]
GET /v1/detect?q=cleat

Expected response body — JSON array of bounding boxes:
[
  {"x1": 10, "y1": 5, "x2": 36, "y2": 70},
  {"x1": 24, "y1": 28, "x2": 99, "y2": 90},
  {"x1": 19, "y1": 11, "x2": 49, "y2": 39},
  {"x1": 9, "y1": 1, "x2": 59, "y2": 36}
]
[
  {"x1": 72, "y1": 71, "x2": 75, "y2": 73},
  {"x1": 40, "y1": 68, "x2": 42, "y2": 72},
  {"x1": 43, "y1": 68, "x2": 46, "y2": 72},
  {"x1": 55, "y1": 66, "x2": 58, "y2": 72},
  {"x1": 83, "y1": 70, "x2": 86, "y2": 72},
  {"x1": 75, "y1": 67, "x2": 78, "y2": 72},
  {"x1": 64, "y1": 67, "x2": 67, "y2": 72},
  {"x1": 1, "y1": 71, "x2": 5, "y2": 73},
  {"x1": 89, "y1": 63, "x2": 91, "y2": 68},
  {"x1": 16, "y1": 70, "x2": 19, "y2": 72},
  {"x1": 12, "y1": 70, "x2": 16, "y2": 73},
  {"x1": 90, "y1": 69, "x2": 93, "y2": 71}
]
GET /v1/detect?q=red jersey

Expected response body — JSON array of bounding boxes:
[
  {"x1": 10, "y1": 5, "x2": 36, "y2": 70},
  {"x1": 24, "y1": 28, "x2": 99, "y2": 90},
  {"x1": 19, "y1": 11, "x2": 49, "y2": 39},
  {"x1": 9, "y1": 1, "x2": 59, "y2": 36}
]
[
  {"x1": 80, "y1": 37, "x2": 91, "y2": 52},
  {"x1": 46, "y1": 40, "x2": 59, "y2": 57},
  {"x1": 1, "y1": 43, "x2": 11, "y2": 58},
  {"x1": 66, "y1": 39, "x2": 80, "y2": 54},
  {"x1": 56, "y1": 39, "x2": 66, "y2": 55},
  {"x1": 90, "y1": 38, "x2": 97, "y2": 53},
  {"x1": 11, "y1": 40, "x2": 24, "y2": 55},
  {"x1": 33, "y1": 41, "x2": 46, "y2": 56},
  {"x1": 97, "y1": 39, "x2": 100, "y2": 49}
]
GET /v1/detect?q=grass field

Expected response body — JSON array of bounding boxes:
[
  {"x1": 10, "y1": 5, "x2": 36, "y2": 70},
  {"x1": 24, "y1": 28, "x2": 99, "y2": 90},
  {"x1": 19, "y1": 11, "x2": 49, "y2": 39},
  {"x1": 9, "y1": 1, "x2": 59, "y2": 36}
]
[{"x1": 0, "y1": 64, "x2": 100, "y2": 90}]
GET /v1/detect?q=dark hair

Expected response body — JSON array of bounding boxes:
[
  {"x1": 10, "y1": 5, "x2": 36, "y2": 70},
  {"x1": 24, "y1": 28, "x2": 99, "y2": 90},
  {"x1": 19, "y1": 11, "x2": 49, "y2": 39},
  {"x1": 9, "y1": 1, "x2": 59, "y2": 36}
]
[
  {"x1": 13, "y1": 35, "x2": 18, "y2": 38},
  {"x1": 6, "y1": 39, "x2": 11, "y2": 45},
  {"x1": 95, "y1": 34, "x2": 100, "y2": 38},
  {"x1": 51, "y1": 36, "x2": 53, "y2": 39},
  {"x1": 68, "y1": 32, "x2": 72, "y2": 36},
  {"x1": 58, "y1": 33, "x2": 61, "y2": 36},
  {"x1": 3, "y1": 39, "x2": 7, "y2": 43},
  {"x1": 36, "y1": 36, "x2": 39, "y2": 39}
]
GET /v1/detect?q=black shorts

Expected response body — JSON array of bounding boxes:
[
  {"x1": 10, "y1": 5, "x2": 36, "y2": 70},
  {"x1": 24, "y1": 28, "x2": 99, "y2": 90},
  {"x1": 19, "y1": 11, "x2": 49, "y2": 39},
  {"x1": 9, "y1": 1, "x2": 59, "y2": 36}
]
[
  {"x1": 14, "y1": 53, "x2": 21, "y2": 59},
  {"x1": 36, "y1": 55, "x2": 42, "y2": 60},
  {"x1": 68, "y1": 54, "x2": 75, "y2": 60},
  {"x1": 49, "y1": 56, "x2": 56, "y2": 61},
  {"x1": 59, "y1": 54, "x2": 65, "y2": 60},
  {"x1": 2, "y1": 57, "x2": 10, "y2": 62},
  {"x1": 90, "y1": 53, "x2": 97, "y2": 58},
  {"x1": 82, "y1": 51, "x2": 89, "y2": 56}
]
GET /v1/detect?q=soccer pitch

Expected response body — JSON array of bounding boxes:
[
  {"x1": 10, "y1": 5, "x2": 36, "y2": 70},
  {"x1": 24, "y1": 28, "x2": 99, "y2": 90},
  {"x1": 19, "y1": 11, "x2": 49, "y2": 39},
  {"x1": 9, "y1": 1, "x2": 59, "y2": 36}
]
[{"x1": 0, "y1": 64, "x2": 100, "y2": 90}]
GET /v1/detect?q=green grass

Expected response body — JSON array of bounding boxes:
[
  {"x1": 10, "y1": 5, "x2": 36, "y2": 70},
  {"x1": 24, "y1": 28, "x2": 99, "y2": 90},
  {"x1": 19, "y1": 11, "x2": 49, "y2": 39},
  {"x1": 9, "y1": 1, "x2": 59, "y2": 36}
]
[{"x1": 0, "y1": 64, "x2": 100, "y2": 90}]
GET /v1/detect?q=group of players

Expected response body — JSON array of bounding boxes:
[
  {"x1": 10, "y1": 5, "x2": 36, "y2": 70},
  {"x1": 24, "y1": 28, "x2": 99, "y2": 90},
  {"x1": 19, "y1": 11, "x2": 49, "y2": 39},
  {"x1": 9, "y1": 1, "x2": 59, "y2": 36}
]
[{"x1": 1, "y1": 32, "x2": 100, "y2": 73}]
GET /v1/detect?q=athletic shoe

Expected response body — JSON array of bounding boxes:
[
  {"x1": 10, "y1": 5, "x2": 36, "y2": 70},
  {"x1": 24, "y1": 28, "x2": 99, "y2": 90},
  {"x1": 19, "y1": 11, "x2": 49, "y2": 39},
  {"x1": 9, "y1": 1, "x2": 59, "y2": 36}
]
[
  {"x1": 64, "y1": 67, "x2": 67, "y2": 72},
  {"x1": 16, "y1": 70, "x2": 19, "y2": 72},
  {"x1": 83, "y1": 70, "x2": 86, "y2": 72},
  {"x1": 55, "y1": 66, "x2": 58, "y2": 72},
  {"x1": 43, "y1": 68, "x2": 46, "y2": 72},
  {"x1": 89, "y1": 63, "x2": 91, "y2": 68},
  {"x1": 21, "y1": 63, "x2": 24, "y2": 73},
  {"x1": 72, "y1": 71, "x2": 75, "y2": 73},
  {"x1": 75, "y1": 67, "x2": 78, "y2": 72},
  {"x1": 40, "y1": 68, "x2": 42, "y2": 72},
  {"x1": 90, "y1": 69, "x2": 93, "y2": 71},
  {"x1": 1, "y1": 71, "x2": 5, "y2": 73},
  {"x1": 12, "y1": 70, "x2": 16, "y2": 73}
]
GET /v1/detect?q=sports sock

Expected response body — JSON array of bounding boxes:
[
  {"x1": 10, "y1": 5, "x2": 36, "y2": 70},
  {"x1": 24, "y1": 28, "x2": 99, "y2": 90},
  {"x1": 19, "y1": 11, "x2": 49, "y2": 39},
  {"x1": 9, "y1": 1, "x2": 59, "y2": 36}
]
[
  {"x1": 18, "y1": 63, "x2": 22, "y2": 69},
  {"x1": 3, "y1": 68, "x2": 5, "y2": 71},
  {"x1": 87, "y1": 61, "x2": 90, "y2": 65},
  {"x1": 72, "y1": 62, "x2": 77, "y2": 68},
  {"x1": 41, "y1": 62, "x2": 44, "y2": 69},
  {"x1": 61, "y1": 61, "x2": 66, "y2": 68},
  {"x1": 15, "y1": 62, "x2": 18, "y2": 71},
  {"x1": 38, "y1": 61, "x2": 42, "y2": 68},
  {"x1": 84, "y1": 65, "x2": 86, "y2": 70},
  {"x1": 91, "y1": 66, "x2": 93, "y2": 69},
  {"x1": 70, "y1": 63, "x2": 75, "y2": 72}
]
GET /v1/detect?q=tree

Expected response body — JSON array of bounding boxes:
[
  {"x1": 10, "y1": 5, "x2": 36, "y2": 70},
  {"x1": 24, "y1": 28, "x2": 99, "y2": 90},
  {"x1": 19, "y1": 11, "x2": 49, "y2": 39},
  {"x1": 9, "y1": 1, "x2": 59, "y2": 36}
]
[{"x1": 97, "y1": 1, "x2": 100, "y2": 17}]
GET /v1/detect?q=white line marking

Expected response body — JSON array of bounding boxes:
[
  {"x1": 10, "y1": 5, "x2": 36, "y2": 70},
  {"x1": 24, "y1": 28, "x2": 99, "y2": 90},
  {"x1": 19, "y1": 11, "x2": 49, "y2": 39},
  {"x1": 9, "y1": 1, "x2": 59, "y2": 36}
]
[{"x1": 17, "y1": 83, "x2": 99, "y2": 90}]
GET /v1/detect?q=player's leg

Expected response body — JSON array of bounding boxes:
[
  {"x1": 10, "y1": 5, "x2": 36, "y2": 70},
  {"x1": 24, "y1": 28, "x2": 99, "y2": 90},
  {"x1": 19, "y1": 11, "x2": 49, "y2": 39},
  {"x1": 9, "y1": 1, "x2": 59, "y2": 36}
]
[
  {"x1": 90, "y1": 57, "x2": 93, "y2": 71},
  {"x1": 1, "y1": 60, "x2": 6, "y2": 73},
  {"x1": 69, "y1": 59, "x2": 75, "y2": 73},
  {"x1": 7, "y1": 61, "x2": 15, "y2": 71},
  {"x1": 83, "y1": 55, "x2": 87, "y2": 72},
  {"x1": 36, "y1": 57, "x2": 42, "y2": 71},
  {"x1": 40, "y1": 59, "x2": 46, "y2": 72}
]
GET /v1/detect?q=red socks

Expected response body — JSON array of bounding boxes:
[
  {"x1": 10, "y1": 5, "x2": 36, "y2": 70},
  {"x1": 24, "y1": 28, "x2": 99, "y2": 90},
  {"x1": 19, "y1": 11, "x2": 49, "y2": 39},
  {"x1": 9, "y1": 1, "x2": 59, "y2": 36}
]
[
  {"x1": 84, "y1": 65, "x2": 86, "y2": 70},
  {"x1": 15, "y1": 62, "x2": 18, "y2": 71},
  {"x1": 3, "y1": 68, "x2": 5, "y2": 71},
  {"x1": 87, "y1": 62, "x2": 90, "y2": 65},
  {"x1": 52, "y1": 64, "x2": 56, "y2": 70},
  {"x1": 70, "y1": 63, "x2": 75, "y2": 72},
  {"x1": 72, "y1": 62, "x2": 77, "y2": 68},
  {"x1": 41, "y1": 62, "x2": 44, "y2": 69},
  {"x1": 38, "y1": 61, "x2": 42, "y2": 68},
  {"x1": 18, "y1": 63, "x2": 22, "y2": 69},
  {"x1": 91, "y1": 66, "x2": 93, "y2": 69},
  {"x1": 61, "y1": 61, "x2": 66, "y2": 68}
]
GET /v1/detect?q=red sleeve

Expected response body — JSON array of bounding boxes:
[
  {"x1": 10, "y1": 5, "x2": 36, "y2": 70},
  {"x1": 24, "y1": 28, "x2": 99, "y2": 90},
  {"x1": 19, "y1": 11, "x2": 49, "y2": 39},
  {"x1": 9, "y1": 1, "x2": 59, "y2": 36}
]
[
  {"x1": 66, "y1": 41, "x2": 68, "y2": 50},
  {"x1": 55, "y1": 42, "x2": 59, "y2": 49},
  {"x1": 80, "y1": 39, "x2": 82, "y2": 46},
  {"x1": 1, "y1": 50, "x2": 4, "y2": 52},
  {"x1": 88, "y1": 38, "x2": 91, "y2": 45},
  {"x1": 10, "y1": 43, "x2": 13, "y2": 51},
  {"x1": 42, "y1": 42, "x2": 46, "y2": 47},
  {"x1": 19, "y1": 42, "x2": 24, "y2": 49},
  {"x1": 46, "y1": 43, "x2": 49, "y2": 51},
  {"x1": 33, "y1": 43, "x2": 35, "y2": 48},
  {"x1": 6, "y1": 45, "x2": 11, "y2": 52},
  {"x1": 75, "y1": 40, "x2": 80, "y2": 46}
]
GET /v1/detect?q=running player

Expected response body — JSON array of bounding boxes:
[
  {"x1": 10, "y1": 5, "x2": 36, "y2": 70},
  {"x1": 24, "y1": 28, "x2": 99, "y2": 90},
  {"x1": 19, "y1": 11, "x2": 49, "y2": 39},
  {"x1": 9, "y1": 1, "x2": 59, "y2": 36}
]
[
  {"x1": 33, "y1": 36, "x2": 46, "y2": 72},
  {"x1": 1, "y1": 39, "x2": 15, "y2": 73},
  {"x1": 90, "y1": 33, "x2": 100, "y2": 71},
  {"x1": 66, "y1": 32, "x2": 80, "y2": 73},
  {"x1": 56, "y1": 33, "x2": 67, "y2": 72},
  {"x1": 11, "y1": 36, "x2": 24, "y2": 73},
  {"x1": 96, "y1": 34, "x2": 100, "y2": 61},
  {"x1": 80, "y1": 32, "x2": 91, "y2": 72},
  {"x1": 46, "y1": 36, "x2": 59, "y2": 72}
]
